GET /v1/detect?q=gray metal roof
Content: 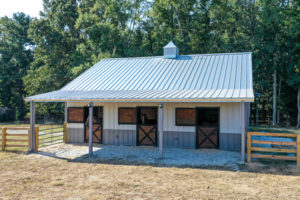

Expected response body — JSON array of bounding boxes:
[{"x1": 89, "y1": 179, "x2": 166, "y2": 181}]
[
  {"x1": 25, "y1": 52, "x2": 254, "y2": 102},
  {"x1": 164, "y1": 41, "x2": 177, "y2": 48}
]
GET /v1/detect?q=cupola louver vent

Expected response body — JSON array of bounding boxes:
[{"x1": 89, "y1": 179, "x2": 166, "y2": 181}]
[{"x1": 163, "y1": 41, "x2": 178, "y2": 59}]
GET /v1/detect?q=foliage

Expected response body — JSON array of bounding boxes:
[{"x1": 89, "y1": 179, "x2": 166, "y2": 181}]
[
  {"x1": 0, "y1": 0, "x2": 299, "y2": 125},
  {"x1": 0, "y1": 13, "x2": 33, "y2": 120}
]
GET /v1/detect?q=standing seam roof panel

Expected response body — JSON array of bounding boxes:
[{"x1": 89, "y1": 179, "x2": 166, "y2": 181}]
[
  {"x1": 189, "y1": 56, "x2": 207, "y2": 90},
  {"x1": 166, "y1": 58, "x2": 191, "y2": 90},
  {"x1": 156, "y1": 58, "x2": 183, "y2": 90},
  {"x1": 154, "y1": 59, "x2": 181, "y2": 90},
  {"x1": 103, "y1": 58, "x2": 147, "y2": 90},
  {"x1": 183, "y1": 56, "x2": 203, "y2": 89},
  {"x1": 195, "y1": 56, "x2": 211, "y2": 90},
  {"x1": 26, "y1": 53, "x2": 254, "y2": 101},
  {"x1": 115, "y1": 59, "x2": 154, "y2": 90},
  {"x1": 149, "y1": 59, "x2": 175, "y2": 90},
  {"x1": 213, "y1": 55, "x2": 226, "y2": 89},
  {"x1": 92, "y1": 59, "x2": 135, "y2": 90},
  {"x1": 178, "y1": 56, "x2": 199, "y2": 90}
]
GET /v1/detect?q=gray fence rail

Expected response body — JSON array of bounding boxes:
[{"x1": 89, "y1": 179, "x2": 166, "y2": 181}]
[{"x1": 39, "y1": 123, "x2": 64, "y2": 147}]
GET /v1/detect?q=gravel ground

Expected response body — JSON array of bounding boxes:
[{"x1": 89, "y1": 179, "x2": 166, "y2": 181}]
[{"x1": 38, "y1": 144, "x2": 242, "y2": 169}]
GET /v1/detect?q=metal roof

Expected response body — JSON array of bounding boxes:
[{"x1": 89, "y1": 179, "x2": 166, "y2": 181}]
[
  {"x1": 25, "y1": 52, "x2": 254, "y2": 102},
  {"x1": 164, "y1": 41, "x2": 177, "y2": 48}
]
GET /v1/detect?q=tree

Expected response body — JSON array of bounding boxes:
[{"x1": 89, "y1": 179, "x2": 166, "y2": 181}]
[
  {"x1": 284, "y1": 0, "x2": 300, "y2": 127},
  {"x1": 0, "y1": 13, "x2": 33, "y2": 120},
  {"x1": 0, "y1": 0, "x2": 298, "y2": 126},
  {"x1": 23, "y1": 0, "x2": 80, "y2": 116}
]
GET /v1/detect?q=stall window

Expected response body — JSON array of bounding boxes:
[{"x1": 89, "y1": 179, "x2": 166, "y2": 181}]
[
  {"x1": 118, "y1": 108, "x2": 136, "y2": 124},
  {"x1": 68, "y1": 107, "x2": 84, "y2": 123},
  {"x1": 176, "y1": 108, "x2": 195, "y2": 126},
  {"x1": 137, "y1": 107, "x2": 157, "y2": 125},
  {"x1": 84, "y1": 107, "x2": 103, "y2": 124},
  {"x1": 196, "y1": 108, "x2": 219, "y2": 127}
]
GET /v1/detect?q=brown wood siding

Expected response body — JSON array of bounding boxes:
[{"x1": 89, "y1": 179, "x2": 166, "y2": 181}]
[
  {"x1": 85, "y1": 124, "x2": 102, "y2": 143},
  {"x1": 197, "y1": 127, "x2": 219, "y2": 148},
  {"x1": 138, "y1": 125, "x2": 157, "y2": 146},
  {"x1": 176, "y1": 108, "x2": 195, "y2": 126},
  {"x1": 119, "y1": 108, "x2": 136, "y2": 124},
  {"x1": 68, "y1": 108, "x2": 84, "y2": 123}
]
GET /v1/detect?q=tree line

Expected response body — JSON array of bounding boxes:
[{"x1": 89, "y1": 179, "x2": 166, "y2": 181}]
[{"x1": 0, "y1": 0, "x2": 299, "y2": 127}]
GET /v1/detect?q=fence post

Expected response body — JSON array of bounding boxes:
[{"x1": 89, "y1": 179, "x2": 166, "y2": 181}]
[
  {"x1": 2, "y1": 128, "x2": 6, "y2": 151},
  {"x1": 297, "y1": 134, "x2": 300, "y2": 167},
  {"x1": 247, "y1": 132, "x2": 251, "y2": 163},
  {"x1": 35, "y1": 126, "x2": 39, "y2": 152},
  {"x1": 28, "y1": 128, "x2": 30, "y2": 151},
  {"x1": 64, "y1": 122, "x2": 68, "y2": 143}
]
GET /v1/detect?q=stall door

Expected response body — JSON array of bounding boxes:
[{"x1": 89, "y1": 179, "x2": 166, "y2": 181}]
[
  {"x1": 137, "y1": 107, "x2": 157, "y2": 146},
  {"x1": 84, "y1": 107, "x2": 103, "y2": 144},
  {"x1": 196, "y1": 108, "x2": 219, "y2": 148}
]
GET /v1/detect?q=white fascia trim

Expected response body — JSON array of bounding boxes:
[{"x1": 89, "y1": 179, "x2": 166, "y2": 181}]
[{"x1": 25, "y1": 98, "x2": 254, "y2": 103}]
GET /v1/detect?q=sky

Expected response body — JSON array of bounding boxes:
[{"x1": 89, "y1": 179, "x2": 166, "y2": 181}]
[{"x1": 0, "y1": 0, "x2": 43, "y2": 18}]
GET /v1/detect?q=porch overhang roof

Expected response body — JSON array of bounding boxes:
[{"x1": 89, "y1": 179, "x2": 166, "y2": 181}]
[{"x1": 25, "y1": 89, "x2": 254, "y2": 103}]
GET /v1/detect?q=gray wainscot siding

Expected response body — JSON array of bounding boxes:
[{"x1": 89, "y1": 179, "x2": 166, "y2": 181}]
[
  {"x1": 219, "y1": 133, "x2": 241, "y2": 151},
  {"x1": 103, "y1": 129, "x2": 136, "y2": 146},
  {"x1": 163, "y1": 131, "x2": 196, "y2": 149},
  {"x1": 67, "y1": 123, "x2": 84, "y2": 143},
  {"x1": 162, "y1": 131, "x2": 241, "y2": 151}
]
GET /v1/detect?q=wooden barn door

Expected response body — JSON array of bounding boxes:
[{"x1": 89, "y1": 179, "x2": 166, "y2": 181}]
[
  {"x1": 137, "y1": 107, "x2": 158, "y2": 146},
  {"x1": 84, "y1": 107, "x2": 103, "y2": 144},
  {"x1": 196, "y1": 108, "x2": 219, "y2": 148}
]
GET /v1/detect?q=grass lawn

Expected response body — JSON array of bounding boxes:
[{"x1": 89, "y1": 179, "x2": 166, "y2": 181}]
[
  {"x1": 0, "y1": 151, "x2": 299, "y2": 199},
  {"x1": 0, "y1": 125, "x2": 299, "y2": 199}
]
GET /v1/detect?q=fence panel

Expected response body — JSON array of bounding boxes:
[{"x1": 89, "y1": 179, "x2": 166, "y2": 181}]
[
  {"x1": 0, "y1": 128, "x2": 2, "y2": 148},
  {"x1": 247, "y1": 131, "x2": 300, "y2": 167},
  {"x1": 0, "y1": 127, "x2": 38, "y2": 151},
  {"x1": 39, "y1": 123, "x2": 64, "y2": 147}
]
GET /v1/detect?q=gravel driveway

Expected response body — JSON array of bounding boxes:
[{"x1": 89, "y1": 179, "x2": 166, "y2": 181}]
[{"x1": 38, "y1": 144, "x2": 242, "y2": 169}]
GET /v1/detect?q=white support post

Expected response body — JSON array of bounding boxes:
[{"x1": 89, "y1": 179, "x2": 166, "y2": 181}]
[
  {"x1": 64, "y1": 102, "x2": 68, "y2": 123},
  {"x1": 241, "y1": 101, "x2": 246, "y2": 163},
  {"x1": 158, "y1": 103, "x2": 164, "y2": 157},
  {"x1": 89, "y1": 102, "x2": 93, "y2": 156},
  {"x1": 30, "y1": 101, "x2": 36, "y2": 152}
]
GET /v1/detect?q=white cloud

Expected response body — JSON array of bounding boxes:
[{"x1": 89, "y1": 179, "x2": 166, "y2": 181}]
[{"x1": 0, "y1": 0, "x2": 43, "y2": 18}]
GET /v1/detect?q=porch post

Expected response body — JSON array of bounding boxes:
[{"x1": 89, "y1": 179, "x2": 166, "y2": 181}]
[
  {"x1": 247, "y1": 102, "x2": 250, "y2": 131},
  {"x1": 64, "y1": 102, "x2": 68, "y2": 123},
  {"x1": 89, "y1": 102, "x2": 93, "y2": 156},
  {"x1": 30, "y1": 101, "x2": 36, "y2": 152},
  {"x1": 241, "y1": 101, "x2": 246, "y2": 163},
  {"x1": 158, "y1": 103, "x2": 164, "y2": 157},
  {"x1": 64, "y1": 102, "x2": 68, "y2": 143}
]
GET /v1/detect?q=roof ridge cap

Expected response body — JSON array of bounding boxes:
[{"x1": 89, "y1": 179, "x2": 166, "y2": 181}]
[{"x1": 101, "y1": 52, "x2": 252, "y2": 61}]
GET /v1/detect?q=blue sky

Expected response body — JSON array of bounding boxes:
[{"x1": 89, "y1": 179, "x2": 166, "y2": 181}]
[{"x1": 0, "y1": 0, "x2": 43, "y2": 18}]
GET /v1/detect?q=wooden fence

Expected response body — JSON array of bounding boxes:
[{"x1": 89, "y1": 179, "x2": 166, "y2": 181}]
[
  {"x1": 0, "y1": 127, "x2": 39, "y2": 152},
  {"x1": 247, "y1": 132, "x2": 300, "y2": 167}
]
